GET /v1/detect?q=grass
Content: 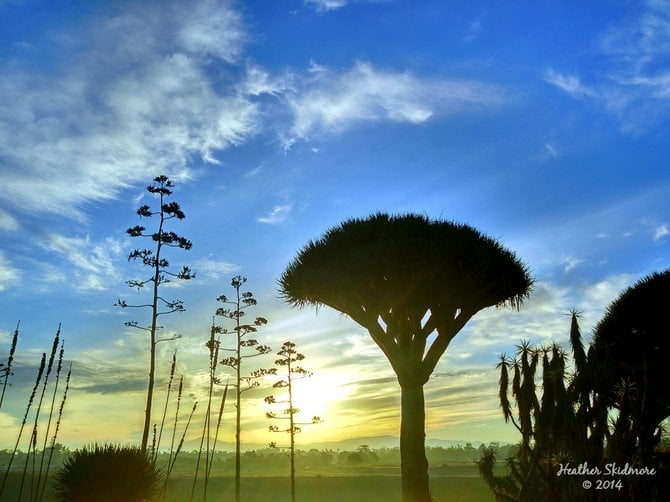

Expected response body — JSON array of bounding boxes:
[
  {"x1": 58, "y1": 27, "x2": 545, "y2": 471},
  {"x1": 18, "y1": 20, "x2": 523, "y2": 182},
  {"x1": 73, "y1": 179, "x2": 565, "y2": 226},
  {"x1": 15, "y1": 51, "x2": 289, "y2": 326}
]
[
  {"x1": 162, "y1": 473, "x2": 494, "y2": 502},
  {"x1": 1, "y1": 469, "x2": 494, "y2": 502}
]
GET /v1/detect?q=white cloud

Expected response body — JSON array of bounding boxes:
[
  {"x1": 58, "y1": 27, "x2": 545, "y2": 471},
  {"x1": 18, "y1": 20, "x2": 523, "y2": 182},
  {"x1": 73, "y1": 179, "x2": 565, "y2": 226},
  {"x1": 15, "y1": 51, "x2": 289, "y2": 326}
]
[
  {"x1": 305, "y1": 0, "x2": 348, "y2": 12},
  {"x1": 0, "y1": 0, "x2": 257, "y2": 220},
  {"x1": 0, "y1": 209, "x2": 18, "y2": 231},
  {"x1": 464, "y1": 18, "x2": 483, "y2": 42},
  {"x1": 0, "y1": 251, "x2": 20, "y2": 292},
  {"x1": 546, "y1": 2, "x2": 670, "y2": 131},
  {"x1": 580, "y1": 273, "x2": 636, "y2": 315},
  {"x1": 304, "y1": 0, "x2": 390, "y2": 12},
  {"x1": 283, "y1": 61, "x2": 505, "y2": 146},
  {"x1": 191, "y1": 257, "x2": 240, "y2": 280},
  {"x1": 240, "y1": 64, "x2": 293, "y2": 97},
  {"x1": 544, "y1": 143, "x2": 559, "y2": 158},
  {"x1": 625, "y1": 73, "x2": 670, "y2": 99},
  {"x1": 560, "y1": 255, "x2": 584, "y2": 273},
  {"x1": 177, "y1": 0, "x2": 246, "y2": 62},
  {"x1": 257, "y1": 204, "x2": 293, "y2": 224},
  {"x1": 600, "y1": 0, "x2": 670, "y2": 72},
  {"x1": 653, "y1": 223, "x2": 669, "y2": 241},
  {"x1": 41, "y1": 234, "x2": 124, "y2": 291},
  {"x1": 544, "y1": 68, "x2": 597, "y2": 98}
]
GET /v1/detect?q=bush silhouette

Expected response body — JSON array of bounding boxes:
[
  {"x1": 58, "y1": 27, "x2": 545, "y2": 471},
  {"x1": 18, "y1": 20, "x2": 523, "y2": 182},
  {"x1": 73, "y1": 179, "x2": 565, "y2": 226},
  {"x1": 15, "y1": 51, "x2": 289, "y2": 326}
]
[{"x1": 53, "y1": 443, "x2": 162, "y2": 502}]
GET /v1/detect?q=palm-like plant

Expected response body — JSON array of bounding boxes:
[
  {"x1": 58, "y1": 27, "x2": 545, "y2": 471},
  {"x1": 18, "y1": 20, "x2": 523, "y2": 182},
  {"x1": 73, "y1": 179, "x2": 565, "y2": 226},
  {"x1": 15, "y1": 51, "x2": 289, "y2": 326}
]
[{"x1": 279, "y1": 213, "x2": 532, "y2": 502}]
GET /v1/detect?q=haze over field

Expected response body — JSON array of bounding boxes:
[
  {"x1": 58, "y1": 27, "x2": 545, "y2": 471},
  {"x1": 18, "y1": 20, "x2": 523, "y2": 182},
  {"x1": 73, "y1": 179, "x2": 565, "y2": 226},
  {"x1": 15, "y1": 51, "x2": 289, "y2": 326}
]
[{"x1": 1, "y1": 0, "x2": 669, "y2": 450}]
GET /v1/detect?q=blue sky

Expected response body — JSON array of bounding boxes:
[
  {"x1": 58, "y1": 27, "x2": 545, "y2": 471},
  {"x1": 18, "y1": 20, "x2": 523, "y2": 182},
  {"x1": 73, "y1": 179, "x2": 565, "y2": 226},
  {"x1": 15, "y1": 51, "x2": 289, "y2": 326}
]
[{"x1": 1, "y1": 0, "x2": 669, "y2": 449}]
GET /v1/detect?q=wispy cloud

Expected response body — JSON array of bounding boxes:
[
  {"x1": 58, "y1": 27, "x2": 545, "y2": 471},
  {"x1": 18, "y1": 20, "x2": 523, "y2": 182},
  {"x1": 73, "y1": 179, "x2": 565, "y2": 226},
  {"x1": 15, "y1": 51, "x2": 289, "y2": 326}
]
[
  {"x1": 464, "y1": 17, "x2": 483, "y2": 42},
  {"x1": 304, "y1": 0, "x2": 390, "y2": 12},
  {"x1": 282, "y1": 61, "x2": 505, "y2": 147},
  {"x1": 544, "y1": 68, "x2": 597, "y2": 98},
  {"x1": 40, "y1": 234, "x2": 124, "y2": 291},
  {"x1": 560, "y1": 254, "x2": 585, "y2": 273},
  {"x1": 544, "y1": 142, "x2": 560, "y2": 158},
  {"x1": 305, "y1": 0, "x2": 349, "y2": 12},
  {"x1": 0, "y1": 0, "x2": 257, "y2": 220},
  {"x1": 191, "y1": 257, "x2": 240, "y2": 281},
  {"x1": 652, "y1": 222, "x2": 669, "y2": 241},
  {"x1": 0, "y1": 251, "x2": 20, "y2": 292},
  {"x1": 545, "y1": 1, "x2": 670, "y2": 131},
  {"x1": 0, "y1": 210, "x2": 18, "y2": 232},
  {"x1": 257, "y1": 204, "x2": 293, "y2": 224}
]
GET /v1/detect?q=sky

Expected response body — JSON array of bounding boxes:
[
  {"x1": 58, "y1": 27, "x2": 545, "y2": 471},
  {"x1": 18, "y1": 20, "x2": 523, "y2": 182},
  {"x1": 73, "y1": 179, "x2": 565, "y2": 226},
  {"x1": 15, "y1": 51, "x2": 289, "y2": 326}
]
[{"x1": 0, "y1": 0, "x2": 669, "y2": 451}]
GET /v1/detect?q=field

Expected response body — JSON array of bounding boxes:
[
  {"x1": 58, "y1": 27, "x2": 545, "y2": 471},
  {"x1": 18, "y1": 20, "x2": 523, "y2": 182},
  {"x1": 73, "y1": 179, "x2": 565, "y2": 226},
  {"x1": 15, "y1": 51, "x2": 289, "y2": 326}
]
[{"x1": 2, "y1": 465, "x2": 494, "y2": 501}]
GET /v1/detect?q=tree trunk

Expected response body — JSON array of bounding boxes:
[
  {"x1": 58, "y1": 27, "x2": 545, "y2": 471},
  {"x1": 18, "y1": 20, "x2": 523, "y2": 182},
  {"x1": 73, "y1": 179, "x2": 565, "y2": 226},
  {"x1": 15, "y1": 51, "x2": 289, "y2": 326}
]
[{"x1": 400, "y1": 384, "x2": 430, "y2": 502}]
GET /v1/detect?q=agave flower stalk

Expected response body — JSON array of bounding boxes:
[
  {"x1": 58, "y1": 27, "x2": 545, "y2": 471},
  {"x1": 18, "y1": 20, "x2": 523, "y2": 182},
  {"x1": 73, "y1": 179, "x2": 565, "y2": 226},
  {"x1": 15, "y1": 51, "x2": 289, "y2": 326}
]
[
  {"x1": 166, "y1": 401, "x2": 198, "y2": 483},
  {"x1": 18, "y1": 426, "x2": 38, "y2": 501},
  {"x1": 35, "y1": 340, "x2": 65, "y2": 502},
  {"x1": 0, "y1": 352, "x2": 46, "y2": 498},
  {"x1": 192, "y1": 324, "x2": 220, "y2": 502},
  {"x1": 0, "y1": 321, "x2": 19, "y2": 411},
  {"x1": 25, "y1": 327, "x2": 60, "y2": 501},
  {"x1": 166, "y1": 375, "x2": 184, "y2": 476},
  {"x1": 206, "y1": 381, "x2": 229, "y2": 483},
  {"x1": 39, "y1": 362, "x2": 72, "y2": 502},
  {"x1": 154, "y1": 350, "x2": 178, "y2": 461}
]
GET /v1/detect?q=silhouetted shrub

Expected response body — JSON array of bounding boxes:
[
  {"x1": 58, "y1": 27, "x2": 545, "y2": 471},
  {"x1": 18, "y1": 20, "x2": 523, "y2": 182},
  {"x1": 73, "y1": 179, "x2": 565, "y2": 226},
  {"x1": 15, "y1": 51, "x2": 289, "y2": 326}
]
[{"x1": 53, "y1": 443, "x2": 162, "y2": 502}]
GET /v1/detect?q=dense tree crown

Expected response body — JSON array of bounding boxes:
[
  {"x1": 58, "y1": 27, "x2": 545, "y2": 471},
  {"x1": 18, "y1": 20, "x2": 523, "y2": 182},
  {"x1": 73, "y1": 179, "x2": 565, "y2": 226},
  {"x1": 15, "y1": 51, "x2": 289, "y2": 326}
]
[
  {"x1": 279, "y1": 213, "x2": 532, "y2": 385},
  {"x1": 591, "y1": 269, "x2": 670, "y2": 461}
]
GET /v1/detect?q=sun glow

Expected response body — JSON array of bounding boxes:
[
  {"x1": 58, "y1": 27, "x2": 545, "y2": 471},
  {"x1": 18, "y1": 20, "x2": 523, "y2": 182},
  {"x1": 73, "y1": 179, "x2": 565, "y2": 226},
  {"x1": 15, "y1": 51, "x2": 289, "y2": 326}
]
[{"x1": 290, "y1": 370, "x2": 351, "y2": 424}]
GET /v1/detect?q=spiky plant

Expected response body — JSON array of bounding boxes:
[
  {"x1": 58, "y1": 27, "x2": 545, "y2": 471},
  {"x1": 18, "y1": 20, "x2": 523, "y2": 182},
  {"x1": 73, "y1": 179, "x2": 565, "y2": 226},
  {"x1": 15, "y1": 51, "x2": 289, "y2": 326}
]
[
  {"x1": 53, "y1": 443, "x2": 162, "y2": 502},
  {"x1": 478, "y1": 313, "x2": 604, "y2": 501}
]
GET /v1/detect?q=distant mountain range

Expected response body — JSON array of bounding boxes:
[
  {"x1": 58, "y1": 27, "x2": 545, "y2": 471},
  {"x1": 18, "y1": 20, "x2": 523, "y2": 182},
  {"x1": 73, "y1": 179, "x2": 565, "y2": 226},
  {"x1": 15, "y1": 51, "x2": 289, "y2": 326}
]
[{"x1": 178, "y1": 435, "x2": 490, "y2": 452}]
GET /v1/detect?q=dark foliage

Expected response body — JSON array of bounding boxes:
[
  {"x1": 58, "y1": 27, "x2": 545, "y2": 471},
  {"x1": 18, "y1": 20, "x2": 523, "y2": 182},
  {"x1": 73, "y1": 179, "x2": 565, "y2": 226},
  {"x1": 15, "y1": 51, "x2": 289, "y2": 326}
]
[
  {"x1": 591, "y1": 269, "x2": 670, "y2": 462},
  {"x1": 53, "y1": 443, "x2": 162, "y2": 502},
  {"x1": 482, "y1": 292, "x2": 670, "y2": 501}
]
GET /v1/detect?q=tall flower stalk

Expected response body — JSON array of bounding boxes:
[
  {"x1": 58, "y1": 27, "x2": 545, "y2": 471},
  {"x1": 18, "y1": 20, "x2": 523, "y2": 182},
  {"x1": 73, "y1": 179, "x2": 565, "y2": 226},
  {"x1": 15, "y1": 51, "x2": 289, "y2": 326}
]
[
  {"x1": 23, "y1": 327, "x2": 60, "y2": 499},
  {"x1": 0, "y1": 353, "x2": 46, "y2": 498},
  {"x1": 39, "y1": 362, "x2": 72, "y2": 502},
  {"x1": 153, "y1": 350, "x2": 178, "y2": 461},
  {"x1": 35, "y1": 339, "x2": 65, "y2": 501},
  {"x1": 0, "y1": 321, "x2": 19, "y2": 411},
  {"x1": 217, "y1": 277, "x2": 271, "y2": 502},
  {"x1": 115, "y1": 175, "x2": 194, "y2": 452},
  {"x1": 266, "y1": 342, "x2": 321, "y2": 502}
]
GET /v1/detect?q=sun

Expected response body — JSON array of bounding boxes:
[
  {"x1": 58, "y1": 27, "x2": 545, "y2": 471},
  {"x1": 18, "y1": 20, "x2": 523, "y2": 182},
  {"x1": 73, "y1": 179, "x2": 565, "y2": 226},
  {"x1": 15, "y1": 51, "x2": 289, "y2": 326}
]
[{"x1": 290, "y1": 370, "x2": 350, "y2": 423}]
